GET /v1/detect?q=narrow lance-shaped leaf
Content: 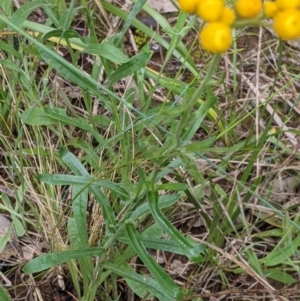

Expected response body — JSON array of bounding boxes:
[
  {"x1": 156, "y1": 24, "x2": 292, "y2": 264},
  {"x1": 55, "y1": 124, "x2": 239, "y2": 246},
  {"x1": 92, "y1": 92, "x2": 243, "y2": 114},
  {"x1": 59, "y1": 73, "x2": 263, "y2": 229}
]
[
  {"x1": 109, "y1": 51, "x2": 152, "y2": 85},
  {"x1": 71, "y1": 185, "x2": 89, "y2": 247},
  {"x1": 264, "y1": 270, "x2": 297, "y2": 284},
  {"x1": 59, "y1": 148, "x2": 116, "y2": 226},
  {"x1": 22, "y1": 247, "x2": 104, "y2": 274},
  {"x1": 118, "y1": 236, "x2": 188, "y2": 255},
  {"x1": 147, "y1": 190, "x2": 204, "y2": 262},
  {"x1": 183, "y1": 136, "x2": 216, "y2": 153},
  {"x1": 37, "y1": 174, "x2": 129, "y2": 200},
  {"x1": 0, "y1": 287, "x2": 11, "y2": 301},
  {"x1": 83, "y1": 43, "x2": 130, "y2": 64},
  {"x1": 263, "y1": 231, "x2": 300, "y2": 267},
  {"x1": 130, "y1": 194, "x2": 180, "y2": 221},
  {"x1": 42, "y1": 29, "x2": 83, "y2": 42},
  {"x1": 0, "y1": 40, "x2": 22, "y2": 59},
  {"x1": 21, "y1": 107, "x2": 109, "y2": 148},
  {"x1": 125, "y1": 222, "x2": 185, "y2": 300},
  {"x1": 9, "y1": 0, "x2": 47, "y2": 27},
  {"x1": 57, "y1": 0, "x2": 77, "y2": 30},
  {"x1": 103, "y1": 262, "x2": 175, "y2": 301}
]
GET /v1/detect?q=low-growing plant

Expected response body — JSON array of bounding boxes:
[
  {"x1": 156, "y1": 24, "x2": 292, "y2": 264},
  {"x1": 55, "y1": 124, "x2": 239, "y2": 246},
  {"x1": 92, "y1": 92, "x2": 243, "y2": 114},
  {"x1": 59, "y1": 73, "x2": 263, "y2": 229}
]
[{"x1": 1, "y1": 0, "x2": 300, "y2": 300}]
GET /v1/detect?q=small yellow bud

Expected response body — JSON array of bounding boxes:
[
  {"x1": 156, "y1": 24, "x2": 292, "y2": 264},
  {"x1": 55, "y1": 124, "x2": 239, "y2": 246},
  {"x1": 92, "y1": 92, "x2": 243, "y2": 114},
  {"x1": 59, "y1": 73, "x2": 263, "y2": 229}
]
[
  {"x1": 197, "y1": 0, "x2": 225, "y2": 22},
  {"x1": 200, "y1": 22, "x2": 232, "y2": 53},
  {"x1": 219, "y1": 6, "x2": 236, "y2": 25},
  {"x1": 273, "y1": 9, "x2": 300, "y2": 40},
  {"x1": 177, "y1": 0, "x2": 199, "y2": 14},
  {"x1": 235, "y1": 0, "x2": 262, "y2": 18},
  {"x1": 275, "y1": 0, "x2": 300, "y2": 10},
  {"x1": 264, "y1": 1, "x2": 279, "y2": 18}
]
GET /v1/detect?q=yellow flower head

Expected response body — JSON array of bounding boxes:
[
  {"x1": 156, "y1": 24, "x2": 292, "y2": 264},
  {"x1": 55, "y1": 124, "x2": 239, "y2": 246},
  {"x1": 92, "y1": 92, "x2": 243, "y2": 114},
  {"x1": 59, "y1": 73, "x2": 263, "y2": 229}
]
[
  {"x1": 219, "y1": 6, "x2": 236, "y2": 25},
  {"x1": 264, "y1": 1, "x2": 279, "y2": 18},
  {"x1": 273, "y1": 9, "x2": 300, "y2": 40},
  {"x1": 275, "y1": 0, "x2": 300, "y2": 10},
  {"x1": 177, "y1": 0, "x2": 199, "y2": 14},
  {"x1": 235, "y1": 0, "x2": 262, "y2": 18},
  {"x1": 197, "y1": 0, "x2": 225, "y2": 22},
  {"x1": 200, "y1": 22, "x2": 232, "y2": 53}
]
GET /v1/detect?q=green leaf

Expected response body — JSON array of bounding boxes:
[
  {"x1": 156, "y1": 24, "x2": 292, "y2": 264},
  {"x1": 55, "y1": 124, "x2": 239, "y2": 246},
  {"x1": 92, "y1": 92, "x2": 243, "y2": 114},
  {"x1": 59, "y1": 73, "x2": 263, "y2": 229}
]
[
  {"x1": 109, "y1": 51, "x2": 152, "y2": 85},
  {"x1": 11, "y1": 216, "x2": 25, "y2": 237},
  {"x1": 182, "y1": 136, "x2": 215, "y2": 152},
  {"x1": 263, "y1": 232, "x2": 300, "y2": 266},
  {"x1": 21, "y1": 106, "x2": 109, "y2": 147},
  {"x1": 9, "y1": 0, "x2": 49, "y2": 28},
  {"x1": 125, "y1": 278, "x2": 150, "y2": 299},
  {"x1": 95, "y1": 180, "x2": 129, "y2": 199},
  {"x1": 83, "y1": 42, "x2": 130, "y2": 64},
  {"x1": 71, "y1": 185, "x2": 89, "y2": 247},
  {"x1": 141, "y1": 222, "x2": 164, "y2": 239},
  {"x1": 130, "y1": 194, "x2": 180, "y2": 221},
  {"x1": 37, "y1": 174, "x2": 129, "y2": 199},
  {"x1": 22, "y1": 247, "x2": 104, "y2": 273},
  {"x1": 42, "y1": 29, "x2": 84, "y2": 42},
  {"x1": 0, "y1": 287, "x2": 11, "y2": 301},
  {"x1": 38, "y1": 48, "x2": 99, "y2": 95},
  {"x1": 20, "y1": 107, "x2": 64, "y2": 126},
  {"x1": 0, "y1": 0, "x2": 12, "y2": 17},
  {"x1": 118, "y1": 236, "x2": 189, "y2": 255},
  {"x1": 0, "y1": 59, "x2": 30, "y2": 88},
  {"x1": 147, "y1": 190, "x2": 204, "y2": 262},
  {"x1": 264, "y1": 269, "x2": 297, "y2": 284},
  {"x1": 0, "y1": 223, "x2": 12, "y2": 252},
  {"x1": 246, "y1": 249, "x2": 263, "y2": 275},
  {"x1": 53, "y1": 0, "x2": 67, "y2": 16},
  {"x1": 59, "y1": 147, "x2": 89, "y2": 175},
  {"x1": 58, "y1": 0, "x2": 77, "y2": 31},
  {"x1": 59, "y1": 148, "x2": 116, "y2": 226},
  {"x1": 41, "y1": 108, "x2": 108, "y2": 146},
  {"x1": 103, "y1": 262, "x2": 175, "y2": 301},
  {"x1": 157, "y1": 183, "x2": 188, "y2": 191},
  {"x1": 0, "y1": 40, "x2": 22, "y2": 59},
  {"x1": 125, "y1": 223, "x2": 185, "y2": 300},
  {"x1": 67, "y1": 208, "x2": 94, "y2": 285}
]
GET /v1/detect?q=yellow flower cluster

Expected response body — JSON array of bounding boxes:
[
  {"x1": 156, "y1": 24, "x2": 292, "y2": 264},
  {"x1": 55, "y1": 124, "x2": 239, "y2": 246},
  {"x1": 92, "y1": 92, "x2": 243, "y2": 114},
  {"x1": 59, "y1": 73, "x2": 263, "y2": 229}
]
[
  {"x1": 177, "y1": 0, "x2": 235, "y2": 53},
  {"x1": 178, "y1": 0, "x2": 263, "y2": 53},
  {"x1": 177, "y1": 0, "x2": 300, "y2": 52},
  {"x1": 264, "y1": 0, "x2": 300, "y2": 40}
]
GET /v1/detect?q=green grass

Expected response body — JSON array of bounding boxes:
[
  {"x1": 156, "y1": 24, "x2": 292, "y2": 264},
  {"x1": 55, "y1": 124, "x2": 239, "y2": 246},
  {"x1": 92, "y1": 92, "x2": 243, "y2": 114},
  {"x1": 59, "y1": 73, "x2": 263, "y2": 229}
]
[{"x1": 1, "y1": 0, "x2": 300, "y2": 300}]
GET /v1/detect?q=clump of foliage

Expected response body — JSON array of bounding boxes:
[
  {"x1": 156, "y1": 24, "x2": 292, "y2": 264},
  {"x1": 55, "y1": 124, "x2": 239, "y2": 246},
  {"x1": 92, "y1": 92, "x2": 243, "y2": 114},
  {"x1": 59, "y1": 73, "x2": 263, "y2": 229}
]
[{"x1": 1, "y1": 0, "x2": 300, "y2": 300}]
